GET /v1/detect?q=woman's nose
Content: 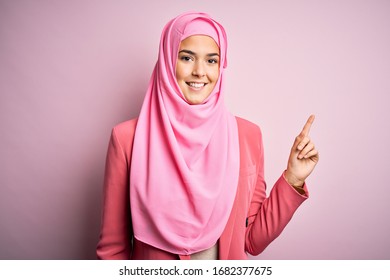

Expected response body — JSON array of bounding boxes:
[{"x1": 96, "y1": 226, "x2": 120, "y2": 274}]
[{"x1": 192, "y1": 62, "x2": 206, "y2": 77}]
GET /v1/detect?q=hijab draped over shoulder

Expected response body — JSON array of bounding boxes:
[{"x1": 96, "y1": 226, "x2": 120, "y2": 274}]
[{"x1": 130, "y1": 12, "x2": 240, "y2": 255}]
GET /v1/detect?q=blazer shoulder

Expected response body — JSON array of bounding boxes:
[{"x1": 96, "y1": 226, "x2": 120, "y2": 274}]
[
  {"x1": 235, "y1": 116, "x2": 262, "y2": 138},
  {"x1": 110, "y1": 118, "x2": 138, "y2": 158},
  {"x1": 112, "y1": 118, "x2": 138, "y2": 140}
]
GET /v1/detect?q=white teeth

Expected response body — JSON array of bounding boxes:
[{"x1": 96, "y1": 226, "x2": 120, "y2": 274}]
[{"x1": 188, "y1": 82, "x2": 205, "y2": 88}]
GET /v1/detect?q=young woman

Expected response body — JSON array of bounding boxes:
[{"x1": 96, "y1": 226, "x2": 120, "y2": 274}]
[{"x1": 96, "y1": 12, "x2": 319, "y2": 260}]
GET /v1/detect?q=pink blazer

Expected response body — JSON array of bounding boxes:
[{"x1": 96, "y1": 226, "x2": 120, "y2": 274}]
[{"x1": 96, "y1": 117, "x2": 308, "y2": 260}]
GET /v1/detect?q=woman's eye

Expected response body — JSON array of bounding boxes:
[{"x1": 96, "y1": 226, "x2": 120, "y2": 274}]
[
  {"x1": 180, "y1": 56, "x2": 192, "y2": 61},
  {"x1": 208, "y1": 58, "x2": 218, "y2": 64}
]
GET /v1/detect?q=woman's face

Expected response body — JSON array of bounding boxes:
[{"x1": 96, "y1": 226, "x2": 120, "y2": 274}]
[{"x1": 176, "y1": 35, "x2": 220, "y2": 105}]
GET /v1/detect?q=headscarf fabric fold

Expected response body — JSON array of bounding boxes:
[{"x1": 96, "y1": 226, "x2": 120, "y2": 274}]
[{"x1": 130, "y1": 12, "x2": 240, "y2": 255}]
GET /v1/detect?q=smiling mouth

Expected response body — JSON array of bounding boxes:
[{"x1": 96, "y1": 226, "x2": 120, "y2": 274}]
[{"x1": 186, "y1": 82, "x2": 207, "y2": 89}]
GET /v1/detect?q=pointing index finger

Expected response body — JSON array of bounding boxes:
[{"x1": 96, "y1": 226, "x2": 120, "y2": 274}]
[{"x1": 301, "y1": 114, "x2": 315, "y2": 136}]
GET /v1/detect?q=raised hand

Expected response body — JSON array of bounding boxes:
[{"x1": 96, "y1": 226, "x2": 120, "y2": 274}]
[{"x1": 284, "y1": 115, "x2": 319, "y2": 188}]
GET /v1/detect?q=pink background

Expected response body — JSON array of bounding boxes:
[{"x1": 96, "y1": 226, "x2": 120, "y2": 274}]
[{"x1": 1, "y1": 0, "x2": 389, "y2": 259}]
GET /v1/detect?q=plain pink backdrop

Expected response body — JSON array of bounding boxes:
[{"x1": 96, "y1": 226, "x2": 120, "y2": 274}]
[{"x1": 1, "y1": 0, "x2": 389, "y2": 259}]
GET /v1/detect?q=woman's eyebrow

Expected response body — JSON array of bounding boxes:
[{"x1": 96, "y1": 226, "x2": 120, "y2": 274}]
[
  {"x1": 179, "y1": 49, "x2": 196, "y2": 55},
  {"x1": 179, "y1": 49, "x2": 220, "y2": 57}
]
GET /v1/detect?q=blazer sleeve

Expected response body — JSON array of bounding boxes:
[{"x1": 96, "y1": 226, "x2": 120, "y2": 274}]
[
  {"x1": 245, "y1": 126, "x2": 309, "y2": 256},
  {"x1": 96, "y1": 126, "x2": 132, "y2": 259}
]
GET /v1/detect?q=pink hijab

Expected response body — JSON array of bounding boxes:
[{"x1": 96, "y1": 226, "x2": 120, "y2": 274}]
[{"x1": 130, "y1": 12, "x2": 240, "y2": 255}]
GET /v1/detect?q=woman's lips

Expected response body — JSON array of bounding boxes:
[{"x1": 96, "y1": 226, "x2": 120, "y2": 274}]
[{"x1": 186, "y1": 82, "x2": 206, "y2": 91}]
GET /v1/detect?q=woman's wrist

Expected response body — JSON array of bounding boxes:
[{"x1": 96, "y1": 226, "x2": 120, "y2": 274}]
[
  {"x1": 283, "y1": 170, "x2": 304, "y2": 188},
  {"x1": 283, "y1": 170, "x2": 306, "y2": 195}
]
